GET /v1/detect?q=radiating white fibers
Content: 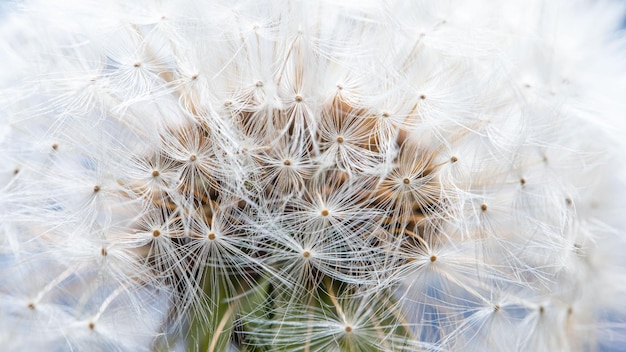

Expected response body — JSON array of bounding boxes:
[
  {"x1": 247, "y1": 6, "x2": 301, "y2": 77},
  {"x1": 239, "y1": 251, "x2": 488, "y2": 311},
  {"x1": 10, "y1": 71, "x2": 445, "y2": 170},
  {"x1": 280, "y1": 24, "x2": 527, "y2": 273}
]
[{"x1": 1, "y1": 0, "x2": 626, "y2": 351}]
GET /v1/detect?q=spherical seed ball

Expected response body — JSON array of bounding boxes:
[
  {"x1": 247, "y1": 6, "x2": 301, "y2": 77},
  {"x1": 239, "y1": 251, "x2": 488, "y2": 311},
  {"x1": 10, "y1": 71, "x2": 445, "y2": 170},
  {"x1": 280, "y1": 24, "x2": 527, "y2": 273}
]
[{"x1": 1, "y1": 1, "x2": 626, "y2": 351}]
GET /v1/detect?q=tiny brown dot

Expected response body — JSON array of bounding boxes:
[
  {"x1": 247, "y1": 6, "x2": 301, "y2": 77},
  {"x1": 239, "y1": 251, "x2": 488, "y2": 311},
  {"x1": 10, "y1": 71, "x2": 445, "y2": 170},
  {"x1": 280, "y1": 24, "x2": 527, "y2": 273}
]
[
  {"x1": 321, "y1": 209, "x2": 330, "y2": 217},
  {"x1": 208, "y1": 233, "x2": 216, "y2": 240},
  {"x1": 191, "y1": 74, "x2": 198, "y2": 80},
  {"x1": 336, "y1": 83, "x2": 344, "y2": 90},
  {"x1": 101, "y1": 247, "x2": 107, "y2": 256},
  {"x1": 295, "y1": 95, "x2": 303, "y2": 102},
  {"x1": 283, "y1": 159, "x2": 291, "y2": 166},
  {"x1": 520, "y1": 178, "x2": 526, "y2": 186},
  {"x1": 539, "y1": 306, "x2": 545, "y2": 314},
  {"x1": 52, "y1": 143, "x2": 58, "y2": 150},
  {"x1": 133, "y1": 62, "x2": 141, "y2": 68},
  {"x1": 403, "y1": 178, "x2": 411, "y2": 185},
  {"x1": 93, "y1": 185, "x2": 101, "y2": 193},
  {"x1": 430, "y1": 255, "x2": 437, "y2": 262},
  {"x1": 565, "y1": 198, "x2": 573, "y2": 206},
  {"x1": 382, "y1": 111, "x2": 390, "y2": 118},
  {"x1": 152, "y1": 229, "x2": 161, "y2": 237},
  {"x1": 302, "y1": 250, "x2": 311, "y2": 258},
  {"x1": 189, "y1": 154, "x2": 197, "y2": 162},
  {"x1": 88, "y1": 322, "x2": 95, "y2": 330},
  {"x1": 27, "y1": 302, "x2": 35, "y2": 310},
  {"x1": 344, "y1": 326, "x2": 353, "y2": 333},
  {"x1": 450, "y1": 156, "x2": 458, "y2": 163},
  {"x1": 567, "y1": 307, "x2": 573, "y2": 315},
  {"x1": 336, "y1": 136, "x2": 344, "y2": 144},
  {"x1": 255, "y1": 81, "x2": 263, "y2": 87},
  {"x1": 152, "y1": 170, "x2": 160, "y2": 177},
  {"x1": 13, "y1": 169, "x2": 19, "y2": 175},
  {"x1": 481, "y1": 203, "x2": 488, "y2": 212},
  {"x1": 494, "y1": 305, "x2": 500, "y2": 312},
  {"x1": 420, "y1": 94, "x2": 426, "y2": 100}
]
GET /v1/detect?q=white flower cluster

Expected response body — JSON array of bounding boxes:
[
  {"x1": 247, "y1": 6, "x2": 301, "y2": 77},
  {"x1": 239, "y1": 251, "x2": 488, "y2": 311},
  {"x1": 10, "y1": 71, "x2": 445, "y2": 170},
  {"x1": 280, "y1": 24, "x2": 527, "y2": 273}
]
[{"x1": 2, "y1": 0, "x2": 626, "y2": 351}]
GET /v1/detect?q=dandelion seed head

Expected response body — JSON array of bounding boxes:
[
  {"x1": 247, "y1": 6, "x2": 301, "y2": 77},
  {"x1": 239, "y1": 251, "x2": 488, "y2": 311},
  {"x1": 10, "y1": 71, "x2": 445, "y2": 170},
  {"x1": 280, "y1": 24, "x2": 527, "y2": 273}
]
[{"x1": 1, "y1": 0, "x2": 626, "y2": 351}]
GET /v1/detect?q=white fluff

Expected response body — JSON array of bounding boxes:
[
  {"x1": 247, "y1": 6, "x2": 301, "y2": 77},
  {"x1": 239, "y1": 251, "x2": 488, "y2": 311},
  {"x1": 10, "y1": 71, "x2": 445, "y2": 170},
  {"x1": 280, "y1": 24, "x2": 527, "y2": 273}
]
[{"x1": 1, "y1": 0, "x2": 626, "y2": 351}]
